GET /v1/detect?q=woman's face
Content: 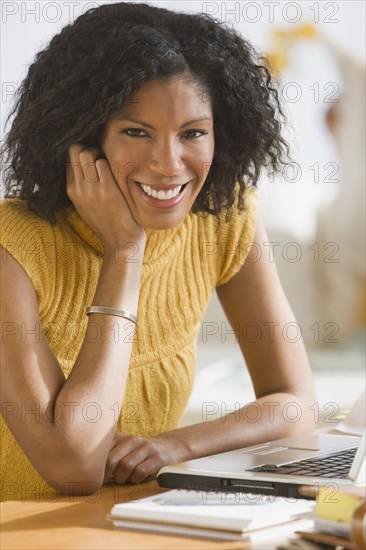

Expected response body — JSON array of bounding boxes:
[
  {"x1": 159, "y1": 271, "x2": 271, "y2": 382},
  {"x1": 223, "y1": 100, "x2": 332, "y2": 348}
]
[{"x1": 100, "y1": 76, "x2": 215, "y2": 230}]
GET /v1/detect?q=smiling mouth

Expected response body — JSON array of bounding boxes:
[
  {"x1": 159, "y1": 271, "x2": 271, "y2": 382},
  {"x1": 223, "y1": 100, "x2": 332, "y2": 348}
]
[{"x1": 136, "y1": 181, "x2": 189, "y2": 199}]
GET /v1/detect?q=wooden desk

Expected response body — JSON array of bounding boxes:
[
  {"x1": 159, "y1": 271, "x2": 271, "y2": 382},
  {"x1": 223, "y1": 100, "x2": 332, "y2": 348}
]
[{"x1": 1, "y1": 481, "x2": 294, "y2": 550}]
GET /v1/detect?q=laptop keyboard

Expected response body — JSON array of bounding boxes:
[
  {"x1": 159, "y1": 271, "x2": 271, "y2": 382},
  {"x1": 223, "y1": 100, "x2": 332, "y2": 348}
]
[{"x1": 248, "y1": 447, "x2": 358, "y2": 478}]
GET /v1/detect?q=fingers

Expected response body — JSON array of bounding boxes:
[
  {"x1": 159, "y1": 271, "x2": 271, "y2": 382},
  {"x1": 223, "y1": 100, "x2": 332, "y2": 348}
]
[
  {"x1": 67, "y1": 144, "x2": 102, "y2": 192},
  {"x1": 94, "y1": 158, "x2": 116, "y2": 185},
  {"x1": 79, "y1": 147, "x2": 100, "y2": 184},
  {"x1": 67, "y1": 144, "x2": 84, "y2": 190},
  {"x1": 123, "y1": 457, "x2": 158, "y2": 485},
  {"x1": 115, "y1": 450, "x2": 152, "y2": 485},
  {"x1": 64, "y1": 143, "x2": 145, "y2": 248},
  {"x1": 103, "y1": 434, "x2": 140, "y2": 483},
  {"x1": 104, "y1": 435, "x2": 160, "y2": 485}
]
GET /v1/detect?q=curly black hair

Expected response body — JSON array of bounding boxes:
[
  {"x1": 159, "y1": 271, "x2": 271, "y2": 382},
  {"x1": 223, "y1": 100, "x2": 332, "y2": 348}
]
[{"x1": 1, "y1": 1, "x2": 289, "y2": 224}]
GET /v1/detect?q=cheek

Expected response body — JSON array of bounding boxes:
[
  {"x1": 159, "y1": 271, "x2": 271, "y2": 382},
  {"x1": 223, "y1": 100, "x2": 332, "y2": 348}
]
[
  {"x1": 103, "y1": 137, "x2": 123, "y2": 162},
  {"x1": 194, "y1": 143, "x2": 214, "y2": 176},
  {"x1": 200, "y1": 134, "x2": 215, "y2": 158},
  {"x1": 107, "y1": 139, "x2": 148, "y2": 166},
  {"x1": 103, "y1": 139, "x2": 142, "y2": 183}
]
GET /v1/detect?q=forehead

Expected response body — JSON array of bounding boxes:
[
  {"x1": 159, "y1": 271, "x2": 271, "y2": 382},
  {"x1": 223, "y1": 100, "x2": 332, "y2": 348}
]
[{"x1": 112, "y1": 76, "x2": 212, "y2": 121}]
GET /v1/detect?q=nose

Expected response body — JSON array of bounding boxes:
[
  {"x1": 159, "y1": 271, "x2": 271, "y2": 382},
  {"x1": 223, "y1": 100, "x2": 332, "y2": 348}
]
[{"x1": 147, "y1": 138, "x2": 185, "y2": 177}]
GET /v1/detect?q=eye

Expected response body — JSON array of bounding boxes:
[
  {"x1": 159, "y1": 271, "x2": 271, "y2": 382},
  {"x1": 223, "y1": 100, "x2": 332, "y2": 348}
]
[
  {"x1": 121, "y1": 128, "x2": 149, "y2": 137},
  {"x1": 183, "y1": 129, "x2": 208, "y2": 139},
  {"x1": 120, "y1": 128, "x2": 208, "y2": 139}
]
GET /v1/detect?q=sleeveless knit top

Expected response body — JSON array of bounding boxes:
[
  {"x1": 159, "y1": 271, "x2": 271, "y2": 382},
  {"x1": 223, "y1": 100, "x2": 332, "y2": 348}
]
[{"x1": 0, "y1": 188, "x2": 258, "y2": 500}]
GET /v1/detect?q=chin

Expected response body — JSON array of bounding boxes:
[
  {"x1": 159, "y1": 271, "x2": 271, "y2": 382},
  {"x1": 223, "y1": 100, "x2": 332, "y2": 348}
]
[
  {"x1": 144, "y1": 220, "x2": 181, "y2": 231},
  {"x1": 141, "y1": 214, "x2": 186, "y2": 231}
]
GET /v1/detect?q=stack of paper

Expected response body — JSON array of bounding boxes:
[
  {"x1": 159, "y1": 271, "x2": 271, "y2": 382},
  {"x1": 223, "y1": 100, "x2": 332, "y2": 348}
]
[
  {"x1": 315, "y1": 486, "x2": 364, "y2": 537},
  {"x1": 108, "y1": 489, "x2": 315, "y2": 542},
  {"x1": 296, "y1": 486, "x2": 366, "y2": 549}
]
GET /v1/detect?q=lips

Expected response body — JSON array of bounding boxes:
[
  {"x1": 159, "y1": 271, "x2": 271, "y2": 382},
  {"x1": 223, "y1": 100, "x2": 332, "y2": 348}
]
[
  {"x1": 140, "y1": 183, "x2": 183, "y2": 201},
  {"x1": 135, "y1": 180, "x2": 191, "y2": 208},
  {"x1": 136, "y1": 182, "x2": 189, "y2": 191}
]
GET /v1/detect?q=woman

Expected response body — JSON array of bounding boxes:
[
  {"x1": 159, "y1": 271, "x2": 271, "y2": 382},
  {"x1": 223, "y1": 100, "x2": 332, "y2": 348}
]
[{"x1": 0, "y1": 2, "x2": 316, "y2": 500}]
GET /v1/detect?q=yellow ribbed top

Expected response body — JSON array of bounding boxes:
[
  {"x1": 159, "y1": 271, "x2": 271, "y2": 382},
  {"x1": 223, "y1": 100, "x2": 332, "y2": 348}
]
[{"x1": 0, "y1": 188, "x2": 258, "y2": 501}]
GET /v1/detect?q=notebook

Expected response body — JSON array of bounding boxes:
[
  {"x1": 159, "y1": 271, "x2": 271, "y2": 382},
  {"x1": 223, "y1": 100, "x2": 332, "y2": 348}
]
[
  {"x1": 157, "y1": 430, "x2": 366, "y2": 499},
  {"x1": 108, "y1": 489, "x2": 315, "y2": 542}
]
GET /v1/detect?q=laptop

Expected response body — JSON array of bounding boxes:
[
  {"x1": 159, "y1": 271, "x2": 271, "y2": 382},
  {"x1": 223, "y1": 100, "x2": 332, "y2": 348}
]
[{"x1": 157, "y1": 430, "x2": 366, "y2": 499}]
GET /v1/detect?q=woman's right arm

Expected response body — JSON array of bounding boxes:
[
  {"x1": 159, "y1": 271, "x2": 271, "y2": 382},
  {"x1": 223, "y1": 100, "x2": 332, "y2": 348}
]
[{"x1": 0, "y1": 145, "x2": 146, "y2": 494}]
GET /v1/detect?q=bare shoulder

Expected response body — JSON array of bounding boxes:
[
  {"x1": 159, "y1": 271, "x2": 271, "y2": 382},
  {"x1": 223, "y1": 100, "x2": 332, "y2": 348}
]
[
  {"x1": 216, "y1": 218, "x2": 283, "y2": 305},
  {"x1": 1, "y1": 243, "x2": 38, "y2": 302},
  {"x1": 1, "y1": 245, "x2": 65, "y2": 479}
]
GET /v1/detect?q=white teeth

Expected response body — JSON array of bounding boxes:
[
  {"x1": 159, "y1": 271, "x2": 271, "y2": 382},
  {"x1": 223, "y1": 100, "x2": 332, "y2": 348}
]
[{"x1": 140, "y1": 183, "x2": 183, "y2": 200}]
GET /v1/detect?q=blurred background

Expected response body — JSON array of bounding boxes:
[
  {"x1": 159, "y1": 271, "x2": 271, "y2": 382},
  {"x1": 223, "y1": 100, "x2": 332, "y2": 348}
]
[{"x1": 2, "y1": 1, "x2": 365, "y2": 428}]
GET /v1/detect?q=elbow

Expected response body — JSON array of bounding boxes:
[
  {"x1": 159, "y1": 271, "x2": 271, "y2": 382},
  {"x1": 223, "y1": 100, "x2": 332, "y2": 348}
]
[
  {"x1": 279, "y1": 409, "x2": 316, "y2": 439},
  {"x1": 41, "y1": 452, "x2": 106, "y2": 496},
  {"x1": 288, "y1": 389, "x2": 318, "y2": 435},
  {"x1": 289, "y1": 375, "x2": 318, "y2": 433},
  {"x1": 296, "y1": 412, "x2": 317, "y2": 434},
  {"x1": 45, "y1": 465, "x2": 105, "y2": 496}
]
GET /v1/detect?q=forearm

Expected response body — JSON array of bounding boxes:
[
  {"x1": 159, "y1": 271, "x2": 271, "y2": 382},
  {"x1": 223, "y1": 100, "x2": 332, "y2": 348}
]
[
  {"x1": 164, "y1": 391, "x2": 317, "y2": 463},
  {"x1": 53, "y1": 245, "x2": 144, "y2": 474}
]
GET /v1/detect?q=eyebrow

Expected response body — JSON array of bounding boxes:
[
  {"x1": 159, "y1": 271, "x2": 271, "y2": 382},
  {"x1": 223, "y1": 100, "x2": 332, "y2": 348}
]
[{"x1": 116, "y1": 115, "x2": 213, "y2": 130}]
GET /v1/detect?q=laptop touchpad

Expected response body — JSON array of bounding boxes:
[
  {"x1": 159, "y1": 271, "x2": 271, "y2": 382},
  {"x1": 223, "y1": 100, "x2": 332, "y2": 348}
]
[{"x1": 255, "y1": 448, "x2": 320, "y2": 465}]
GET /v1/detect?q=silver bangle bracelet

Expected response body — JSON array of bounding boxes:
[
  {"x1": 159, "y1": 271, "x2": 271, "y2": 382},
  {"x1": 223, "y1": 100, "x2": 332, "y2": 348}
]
[{"x1": 86, "y1": 306, "x2": 137, "y2": 325}]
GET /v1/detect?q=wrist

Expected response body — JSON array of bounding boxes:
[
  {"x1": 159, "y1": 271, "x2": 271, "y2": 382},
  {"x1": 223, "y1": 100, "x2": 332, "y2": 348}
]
[
  {"x1": 102, "y1": 238, "x2": 146, "y2": 263},
  {"x1": 156, "y1": 429, "x2": 195, "y2": 464}
]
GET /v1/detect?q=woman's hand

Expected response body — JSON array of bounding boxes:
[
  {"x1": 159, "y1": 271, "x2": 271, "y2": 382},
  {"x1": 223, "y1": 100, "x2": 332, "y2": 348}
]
[
  {"x1": 103, "y1": 432, "x2": 186, "y2": 485},
  {"x1": 67, "y1": 144, "x2": 146, "y2": 250}
]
